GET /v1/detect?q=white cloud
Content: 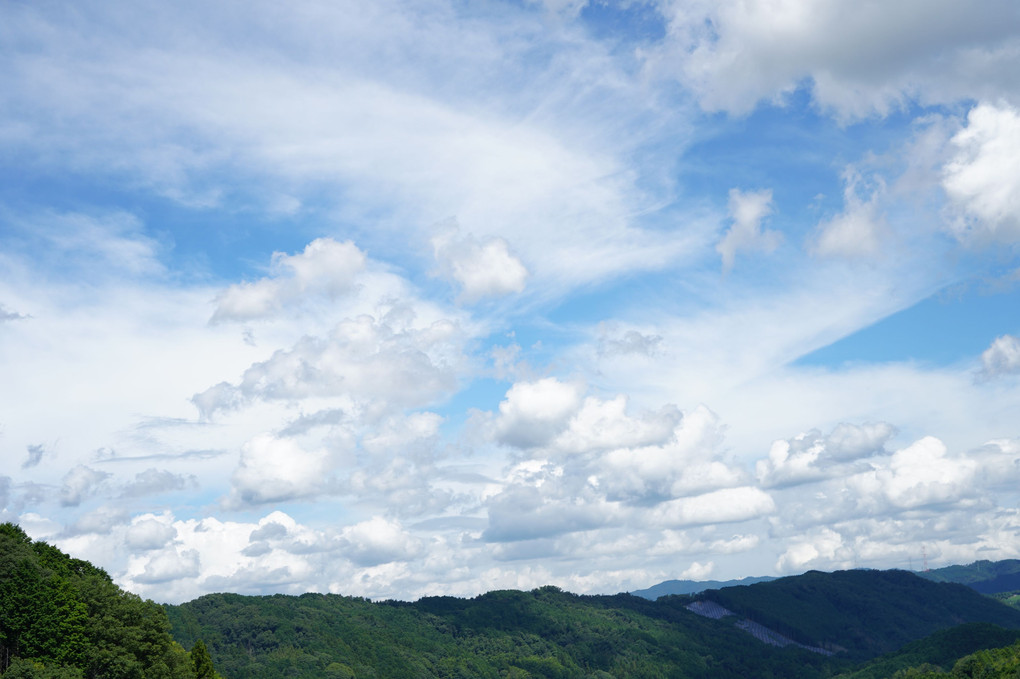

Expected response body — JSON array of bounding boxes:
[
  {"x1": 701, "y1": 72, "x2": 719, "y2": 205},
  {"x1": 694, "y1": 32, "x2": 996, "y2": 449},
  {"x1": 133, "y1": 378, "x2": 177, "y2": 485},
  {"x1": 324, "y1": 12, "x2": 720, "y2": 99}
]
[
  {"x1": 194, "y1": 314, "x2": 466, "y2": 419},
  {"x1": 811, "y1": 168, "x2": 886, "y2": 257},
  {"x1": 980, "y1": 335, "x2": 1020, "y2": 378},
  {"x1": 756, "y1": 422, "x2": 896, "y2": 489},
  {"x1": 0, "y1": 0, "x2": 702, "y2": 297},
  {"x1": 493, "y1": 378, "x2": 584, "y2": 448},
  {"x1": 338, "y1": 517, "x2": 423, "y2": 566},
  {"x1": 212, "y1": 238, "x2": 366, "y2": 323},
  {"x1": 125, "y1": 516, "x2": 178, "y2": 551},
  {"x1": 651, "y1": 0, "x2": 1020, "y2": 118},
  {"x1": 716, "y1": 188, "x2": 780, "y2": 272},
  {"x1": 59, "y1": 465, "x2": 111, "y2": 507},
  {"x1": 776, "y1": 527, "x2": 846, "y2": 573},
  {"x1": 552, "y1": 395, "x2": 681, "y2": 455},
  {"x1": 652, "y1": 486, "x2": 776, "y2": 527},
  {"x1": 121, "y1": 468, "x2": 195, "y2": 497},
  {"x1": 229, "y1": 433, "x2": 333, "y2": 506},
  {"x1": 596, "y1": 405, "x2": 740, "y2": 500},
  {"x1": 132, "y1": 546, "x2": 201, "y2": 584},
  {"x1": 875, "y1": 436, "x2": 977, "y2": 509},
  {"x1": 943, "y1": 103, "x2": 1020, "y2": 243},
  {"x1": 432, "y1": 226, "x2": 529, "y2": 302},
  {"x1": 680, "y1": 561, "x2": 715, "y2": 580}
]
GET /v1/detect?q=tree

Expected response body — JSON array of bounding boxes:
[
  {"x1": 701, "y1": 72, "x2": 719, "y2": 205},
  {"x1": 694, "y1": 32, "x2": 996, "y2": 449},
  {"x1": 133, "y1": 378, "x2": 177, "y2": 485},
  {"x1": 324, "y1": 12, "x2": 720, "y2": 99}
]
[{"x1": 190, "y1": 640, "x2": 215, "y2": 679}]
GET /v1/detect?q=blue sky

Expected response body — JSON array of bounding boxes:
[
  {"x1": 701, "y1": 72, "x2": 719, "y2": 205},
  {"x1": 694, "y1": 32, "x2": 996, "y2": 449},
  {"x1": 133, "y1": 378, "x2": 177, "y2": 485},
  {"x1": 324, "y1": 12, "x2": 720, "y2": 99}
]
[{"x1": 2, "y1": 0, "x2": 1020, "y2": 603}]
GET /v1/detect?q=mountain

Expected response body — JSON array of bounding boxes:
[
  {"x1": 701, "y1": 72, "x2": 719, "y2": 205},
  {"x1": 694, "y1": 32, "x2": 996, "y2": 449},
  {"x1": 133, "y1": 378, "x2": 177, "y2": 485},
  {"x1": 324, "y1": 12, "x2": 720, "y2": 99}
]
[
  {"x1": 164, "y1": 569, "x2": 1020, "y2": 678},
  {"x1": 164, "y1": 587, "x2": 848, "y2": 679},
  {"x1": 631, "y1": 575, "x2": 776, "y2": 600},
  {"x1": 916, "y1": 559, "x2": 1020, "y2": 594}
]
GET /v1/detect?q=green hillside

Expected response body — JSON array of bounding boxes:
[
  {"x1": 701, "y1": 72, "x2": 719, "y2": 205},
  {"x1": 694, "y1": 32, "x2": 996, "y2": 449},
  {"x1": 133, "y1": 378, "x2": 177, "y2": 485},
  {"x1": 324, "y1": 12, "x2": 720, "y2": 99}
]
[
  {"x1": 701, "y1": 569, "x2": 1020, "y2": 659},
  {"x1": 834, "y1": 622, "x2": 1020, "y2": 679},
  {"x1": 165, "y1": 587, "x2": 846, "y2": 679},
  {"x1": 0, "y1": 523, "x2": 220, "y2": 679},
  {"x1": 870, "y1": 636, "x2": 1020, "y2": 678}
]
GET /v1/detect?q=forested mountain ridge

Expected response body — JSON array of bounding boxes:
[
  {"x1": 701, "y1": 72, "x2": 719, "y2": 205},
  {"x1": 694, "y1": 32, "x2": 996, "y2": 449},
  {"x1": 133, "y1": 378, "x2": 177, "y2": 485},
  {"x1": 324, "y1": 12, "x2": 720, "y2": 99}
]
[
  {"x1": 0, "y1": 523, "x2": 221, "y2": 679},
  {"x1": 699, "y1": 569, "x2": 1020, "y2": 659},
  {"x1": 917, "y1": 559, "x2": 1020, "y2": 594},
  {"x1": 164, "y1": 570, "x2": 1020, "y2": 678},
  {"x1": 165, "y1": 587, "x2": 849, "y2": 678}
]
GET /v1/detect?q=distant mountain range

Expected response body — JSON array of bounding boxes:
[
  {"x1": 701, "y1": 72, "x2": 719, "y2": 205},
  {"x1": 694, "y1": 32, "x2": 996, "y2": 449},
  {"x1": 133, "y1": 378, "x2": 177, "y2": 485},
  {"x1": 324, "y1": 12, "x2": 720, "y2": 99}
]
[
  {"x1": 918, "y1": 559, "x2": 1020, "y2": 594},
  {"x1": 632, "y1": 558, "x2": 1020, "y2": 601},
  {"x1": 630, "y1": 575, "x2": 777, "y2": 599}
]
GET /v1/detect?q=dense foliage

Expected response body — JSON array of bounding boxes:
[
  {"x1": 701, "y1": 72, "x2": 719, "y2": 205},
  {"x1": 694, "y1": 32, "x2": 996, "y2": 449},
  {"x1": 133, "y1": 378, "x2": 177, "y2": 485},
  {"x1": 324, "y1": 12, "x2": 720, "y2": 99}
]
[
  {"x1": 0, "y1": 523, "x2": 220, "y2": 679},
  {"x1": 166, "y1": 586, "x2": 851, "y2": 679},
  {"x1": 165, "y1": 571, "x2": 1020, "y2": 679},
  {"x1": 835, "y1": 623, "x2": 1020, "y2": 679},
  {"x1": 702, "y1": 570, "x2": 1020, "y2": 659},
  {"x1": 879, "y1": 637, "x2": 1020, "y2": 678}
]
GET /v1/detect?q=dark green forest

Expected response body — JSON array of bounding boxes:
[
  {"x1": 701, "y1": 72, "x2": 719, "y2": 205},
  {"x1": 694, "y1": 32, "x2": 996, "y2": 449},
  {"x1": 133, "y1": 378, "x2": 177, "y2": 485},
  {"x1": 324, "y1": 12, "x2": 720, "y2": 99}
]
[
  {"x1": 8, "y1": 522, "x2": 1020, "y2": 679},
  {"x1": 0, "y1": 524, "x2": 220, "y2": 679}
]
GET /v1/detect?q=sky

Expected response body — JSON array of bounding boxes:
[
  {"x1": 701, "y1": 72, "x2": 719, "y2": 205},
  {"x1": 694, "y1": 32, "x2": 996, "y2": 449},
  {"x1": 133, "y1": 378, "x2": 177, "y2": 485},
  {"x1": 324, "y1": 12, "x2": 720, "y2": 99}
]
[{"x1": 2, "y1": 0, "x2": 1020, "y2": 604}]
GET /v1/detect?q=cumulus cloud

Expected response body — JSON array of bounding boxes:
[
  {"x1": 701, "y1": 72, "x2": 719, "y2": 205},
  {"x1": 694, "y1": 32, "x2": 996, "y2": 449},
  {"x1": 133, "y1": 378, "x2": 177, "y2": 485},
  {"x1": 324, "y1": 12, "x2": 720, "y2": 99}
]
[
  {"x1": 133, "y1": 546, "x2": 201, "y2": 584},
  {"x1": 67, "y1": 507, "x2": 129, "y2": 535},
  {"x1": 652, "y1": 487, "x2": 776, "y2": 528},
  {"x1": 484, "y1": 482, "x2": 621, "y2": 542},
  {"x1": 121, "y1": 468, "x2": 196, "y2": 497},
  {"x1": 681, "y1": 561, "x2": 715, "y2": 580},
  {"x1": 776, "y1": 527, "x2": 847, "y2": 573},
  {"x1": 334, "y1": 515, "x2": 422, "y2": 562},
  {"x1": 594, "y1": 405, "x2": 740, "y2": 501},
  {"x1": 229, "y1": 433, "x2": 333, "y2": 506},
  {"x1": 873, "y1": 436, "x2": 977, "y2": 509},
  {"x1": 211, "y1": 238, "x2": 366, "y2": 323},
  {"x1": 716, "y1": 188, "x2": 780, "y2": 272},
  {"x1": 552, "y1": 396, "x2": 681, "y2": 456},
  {"x1": 483, "y1": 392, "x2": 754, "y2": 543},
  {"x1": 59, "y1": 465, "x2": 111, "y2": 507},
  {"x1": 980, "y1": 335, "x2": 1020, "y2": 378},
  {"x1": 651, "y1": 0, "x2": 1020, "y2": 118},
  {"x1": 756, "y1": 422, "x2": 897, "y2": 488},
  {"x1": 338, "y1": 517, "x2": 423, "y2": 566},
  {"x1": 432, "y1": 226, "x2": 529, "y2": 302},
  {"x1": 126, "y1": 516, "x2": 178, "y2": 551},
  {"x1": 193, "y1": 314, "x2": 465, "y2": 419},
  {"x1": 943, "y1": 103, "x2": 1020, "y2": 243},
  {"x1": 493, "y1": 378, "x2": 585, "y2": 448}
]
